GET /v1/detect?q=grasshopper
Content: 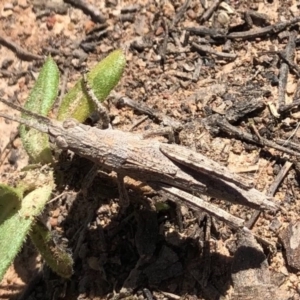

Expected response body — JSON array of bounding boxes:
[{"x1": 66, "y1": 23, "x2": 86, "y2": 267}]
[{"x1": 0, "y1": 98, "x2": 277, "y2": 229}]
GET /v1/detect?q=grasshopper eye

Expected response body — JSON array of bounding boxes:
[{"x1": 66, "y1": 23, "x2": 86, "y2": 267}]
[
  {"x1": 55, "y1": 136, "x2": 68, "y2": 149},
  {"x1": 62, "y1": 119, "x2": 79, "y2": 129}
]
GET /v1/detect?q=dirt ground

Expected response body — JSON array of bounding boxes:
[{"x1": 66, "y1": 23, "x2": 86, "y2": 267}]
[{"x1": 1, "y1": 0, "x2": 300, "y2": 299}]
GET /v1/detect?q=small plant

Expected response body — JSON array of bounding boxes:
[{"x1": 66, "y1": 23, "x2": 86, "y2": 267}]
[{"x1": 0, "y1": 50, "x2": 126, "y2": 281}]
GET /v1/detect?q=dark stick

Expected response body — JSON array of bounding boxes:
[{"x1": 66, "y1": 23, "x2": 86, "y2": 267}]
[
  {"x1": 116, "y1": 96, "x2": 182, "y2": 131},
  {"x1": 278, "y1": 50, "x2": 300, "y2": 78},
  {"x1": 191, "y1": 42, "x2": 237, "y2": 60},
  {"x1": 171, "y1": 0, "x2": 191, "y2": 28},
  {"x1": 0, "y1": 34, "x2": 43, "y2": 61},
  {"x1": 63, "y1": 0, "x2": 106, "y2": 23},
  {"x1": 227, "y1": 16, "x2": 300, "y2": 40},
  {"x1": 185, "y1": 26, "x2": 226, "y2": 39},
  {"x1": 200, "y1": 215, "x2": 211, "y2": 287},
  {"x1": 245, "y1": 161, "x2": 292, "y2": 229},
  {"x1": 199, "y1": 0, "x2": 222, "y2": 23},
  {"x1": 206, "y1": 115, "x2": 300, "y2": 157},
  {"x1": 244, "y1": 10, "x2": 269, "y2": 28},
  {"x1": 276, "y1": 136, "x2": 300, "y2": 152},
  {"x1": 160, "y1": 18, "x2": 169, "y2": 66},
  {"x1": 278, "y1": 31, "x2": 297, "y2": 109},
  {"x1": 278, "y1": 98, "x2": 300, "y2": 113},
  {"x1": 258, "y1": 50, "x2": 300, "y2": 78}
]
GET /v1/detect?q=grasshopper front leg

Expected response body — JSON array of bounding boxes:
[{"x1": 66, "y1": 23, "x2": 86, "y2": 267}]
[
  {"x1": 81, "y1": 75, "x2": 130, "y2": 210},
  {"x1": 82, "y1": 72, "x2": 111, "y2": 129}
]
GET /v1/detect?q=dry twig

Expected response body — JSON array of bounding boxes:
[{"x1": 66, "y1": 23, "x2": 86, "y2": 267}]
[
  {"x1": 63, "y1": 0, "x2": 106, "y2": 23},
  {"x1": 0, "y1": 33, "x2": 43, "y2": 61},
  {"x1": 278, "y1": 31, "x2": 297, "y2": 109}
]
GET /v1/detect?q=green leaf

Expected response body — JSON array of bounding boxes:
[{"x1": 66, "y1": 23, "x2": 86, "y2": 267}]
[
  {"x1": 0, "y1": 185, "x2": 52, "y2": 281},
  {"x1": 30, "y1": 221, "x2": 73, "y2": 278},
  {"x1": 57, "y1": 49, "x2": 126, "y2": 122},
  {"x1": 20, "y1": 56, "x2": 59, "y2": 164},
  {"x1": 0, "y1": 184, "x2": 22, "y2": 226}
]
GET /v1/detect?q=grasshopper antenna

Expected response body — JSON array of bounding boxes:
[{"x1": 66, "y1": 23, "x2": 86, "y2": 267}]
[{"x1": 0, "y1": 98, "x2": 51, "y2": 133}]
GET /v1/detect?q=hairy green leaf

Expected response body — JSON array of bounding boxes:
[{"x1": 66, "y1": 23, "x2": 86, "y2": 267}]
[
  {"x1": 0, "y1": 185, "x2": 52, "y2": 281},
  {"x1": 57, "y1": 49, "x2": 126, "y2": 122},
  {"x1": 20, "y1": 56, "x2": 59, "y2": 164},
  {"x1": 30, "y1": 221, "x2": 73, "y2": 278},
  {"x1": 0, "y1": 184, "x2": 22, "y2": 226}
]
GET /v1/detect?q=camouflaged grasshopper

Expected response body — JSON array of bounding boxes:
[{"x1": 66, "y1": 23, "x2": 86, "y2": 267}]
[{"x1": 0, "y1": 98, "x2": 277, "y2": 230}]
